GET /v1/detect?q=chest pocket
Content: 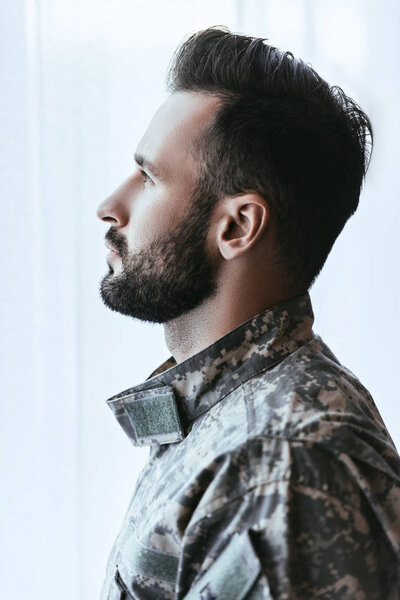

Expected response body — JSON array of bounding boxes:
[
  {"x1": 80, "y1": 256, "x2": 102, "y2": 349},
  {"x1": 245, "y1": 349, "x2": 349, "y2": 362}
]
[{"x1": 111, "y1": 520, "x2": 179, "y2": 599}]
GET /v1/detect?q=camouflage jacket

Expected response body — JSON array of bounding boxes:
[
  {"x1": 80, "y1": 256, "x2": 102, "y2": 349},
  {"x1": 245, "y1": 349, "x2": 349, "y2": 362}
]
[{"x1": 100, "y1": 292, "x2": 400, "y2": 599}]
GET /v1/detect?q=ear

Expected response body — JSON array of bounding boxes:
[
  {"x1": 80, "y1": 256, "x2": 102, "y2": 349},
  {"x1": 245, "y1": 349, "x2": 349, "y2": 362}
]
[{"x1": 216, "y1": 193, "x2": 270, "y2": 260}]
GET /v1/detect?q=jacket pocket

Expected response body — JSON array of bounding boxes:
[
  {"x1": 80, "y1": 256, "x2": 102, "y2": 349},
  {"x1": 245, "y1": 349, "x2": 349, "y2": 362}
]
[
  {"x1": 118, "y1": 520, "x2": 179, "y2": 584},
  {"x1": 183, "y1": 529, "x2": 262, "y2": 600}
]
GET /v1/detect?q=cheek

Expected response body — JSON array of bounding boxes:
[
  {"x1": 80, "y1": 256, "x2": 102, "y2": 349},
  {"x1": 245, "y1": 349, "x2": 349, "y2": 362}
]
[{"x1": 126, "y1": 189, "x2": 181, "y2": 248}]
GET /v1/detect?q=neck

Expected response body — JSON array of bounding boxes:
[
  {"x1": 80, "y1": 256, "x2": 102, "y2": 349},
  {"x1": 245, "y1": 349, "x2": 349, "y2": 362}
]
[{"x1": 163, "y1": 278, "x2": 290, "y2": 364}]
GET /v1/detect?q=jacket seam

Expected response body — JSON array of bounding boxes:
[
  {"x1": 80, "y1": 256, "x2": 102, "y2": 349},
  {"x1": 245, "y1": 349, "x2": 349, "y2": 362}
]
[
  {"x1": 183, "y1": 433, "x2": 377, "y2": 533},
  {"x1": 185, "y1": 476, "x2": 292, "y2": 533}
]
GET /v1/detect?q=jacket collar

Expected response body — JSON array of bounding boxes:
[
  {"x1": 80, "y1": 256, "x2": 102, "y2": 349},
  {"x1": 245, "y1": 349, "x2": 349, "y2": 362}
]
[{"x1": 106, "y1": 292, "x2": 315, "y2": 447}]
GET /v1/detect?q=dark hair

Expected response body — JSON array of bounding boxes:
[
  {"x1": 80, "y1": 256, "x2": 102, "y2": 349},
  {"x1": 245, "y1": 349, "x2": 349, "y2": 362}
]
[{"x1": 166, "y1": 26, "x2": 373, "y2": 294}]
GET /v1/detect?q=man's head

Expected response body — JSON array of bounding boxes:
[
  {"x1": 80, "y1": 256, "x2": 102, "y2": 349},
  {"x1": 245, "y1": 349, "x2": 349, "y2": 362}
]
[
  {"x1": 97, "y1": 26, "x2": 373, "y2": 323},
  {"x1": 97, "y1": 92, "x2": 222, "y2": 323}
]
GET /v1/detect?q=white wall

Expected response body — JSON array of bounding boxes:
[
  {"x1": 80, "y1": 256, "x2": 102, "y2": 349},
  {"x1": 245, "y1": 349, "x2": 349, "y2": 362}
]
[{"x1": 1, "y1": 1, "x2": 399, "y2": 598}]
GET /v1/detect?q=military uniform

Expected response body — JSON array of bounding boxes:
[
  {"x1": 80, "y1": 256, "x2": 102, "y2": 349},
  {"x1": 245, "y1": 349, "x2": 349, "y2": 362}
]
[{"x1": 100, "y1": 292, "x2": 400, "y2": 599}]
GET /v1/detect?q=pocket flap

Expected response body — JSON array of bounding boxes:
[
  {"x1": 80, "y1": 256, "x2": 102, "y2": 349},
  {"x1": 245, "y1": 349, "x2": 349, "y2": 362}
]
[{"x1": 184, "y1": 529, "x2": 261, "y2": 600}]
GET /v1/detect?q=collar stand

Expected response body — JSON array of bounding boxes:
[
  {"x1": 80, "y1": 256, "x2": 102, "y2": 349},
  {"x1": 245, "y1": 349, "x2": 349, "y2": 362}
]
[{"x1": 106, "y1": 292, "x2": 314, "y2": 447}]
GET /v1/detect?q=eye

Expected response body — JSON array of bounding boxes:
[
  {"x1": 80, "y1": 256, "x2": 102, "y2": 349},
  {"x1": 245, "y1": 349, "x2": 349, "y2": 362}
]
[{"x1": 140, "y1": 169, "x2": 153, "y2": 184}]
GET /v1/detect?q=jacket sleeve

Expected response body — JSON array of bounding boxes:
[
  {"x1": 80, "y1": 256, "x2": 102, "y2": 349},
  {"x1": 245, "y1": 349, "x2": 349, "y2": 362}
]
[{"x1": 177, "y1": 446, "x2": 399, "y2": 600}]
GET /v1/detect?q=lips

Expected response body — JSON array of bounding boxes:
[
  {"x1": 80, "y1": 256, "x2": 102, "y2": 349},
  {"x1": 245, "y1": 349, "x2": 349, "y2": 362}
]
[{"x1": 105, "y1": 241, "x2": 119, "y2": 254}]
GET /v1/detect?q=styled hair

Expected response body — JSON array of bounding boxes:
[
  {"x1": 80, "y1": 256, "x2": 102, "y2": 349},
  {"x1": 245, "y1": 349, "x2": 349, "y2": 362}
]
[{"x1": 166, "y1": 26, "x2": 373, "y2": 294}]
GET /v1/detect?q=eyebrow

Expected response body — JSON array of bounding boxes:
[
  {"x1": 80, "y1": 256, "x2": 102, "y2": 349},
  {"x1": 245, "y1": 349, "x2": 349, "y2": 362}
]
[{"x1": 134, "y1": 153, "x2": 164, "y2": 180}]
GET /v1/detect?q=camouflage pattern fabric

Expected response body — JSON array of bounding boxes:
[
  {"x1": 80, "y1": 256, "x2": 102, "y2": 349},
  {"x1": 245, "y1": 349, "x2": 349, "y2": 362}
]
[{"x1": 100, "y1": 292, "x2": 400, "y2": 599}]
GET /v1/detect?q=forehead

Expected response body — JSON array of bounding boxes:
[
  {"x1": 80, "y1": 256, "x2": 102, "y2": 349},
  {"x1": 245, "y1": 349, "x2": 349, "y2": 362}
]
[{"x1": 135, "y1": 91, "x2": 220, "y2": 184}]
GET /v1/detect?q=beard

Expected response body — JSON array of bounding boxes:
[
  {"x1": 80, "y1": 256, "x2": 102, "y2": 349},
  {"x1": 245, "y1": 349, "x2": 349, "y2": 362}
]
[{"x1": 99, "y1": 190, "x2": 220, "y2": 324}]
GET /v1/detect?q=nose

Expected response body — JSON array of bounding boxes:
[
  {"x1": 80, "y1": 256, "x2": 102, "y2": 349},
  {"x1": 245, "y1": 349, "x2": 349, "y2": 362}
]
[{"x1": 96, "y1": 179, "x2": 131, "y2": 227}]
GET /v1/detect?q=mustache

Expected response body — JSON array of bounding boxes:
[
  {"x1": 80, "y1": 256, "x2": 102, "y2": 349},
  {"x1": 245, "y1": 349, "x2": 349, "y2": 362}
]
[{"x1": 105, "y1": 227, "x2": 128, "y2": 256}]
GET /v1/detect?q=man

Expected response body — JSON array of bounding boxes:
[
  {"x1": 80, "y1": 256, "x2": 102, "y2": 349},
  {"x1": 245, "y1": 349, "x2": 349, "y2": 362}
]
[{"x1": 97, "y1": 26, "x2": 400, "y2": 599}]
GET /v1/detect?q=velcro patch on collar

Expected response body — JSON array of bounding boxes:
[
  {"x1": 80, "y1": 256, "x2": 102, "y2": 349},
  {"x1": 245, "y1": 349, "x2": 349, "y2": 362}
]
[{"x1": 121, "y1": 387, "x2": 185, "y2": 446}]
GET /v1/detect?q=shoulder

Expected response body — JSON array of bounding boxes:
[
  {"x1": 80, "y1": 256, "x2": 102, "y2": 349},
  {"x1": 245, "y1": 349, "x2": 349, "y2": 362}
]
[
  {"x1": 200, "y1": 332, "x2": 397, "y2": 462},
  {"x1": 245, "y1": 334, "x2": 396, "y2": 452},
  {"x1": 187, "y1": 332, "x2": 400, "y2": 522}
]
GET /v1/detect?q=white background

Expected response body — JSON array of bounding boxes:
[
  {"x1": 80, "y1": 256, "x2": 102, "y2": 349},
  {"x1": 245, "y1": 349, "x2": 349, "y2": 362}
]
[{"x1": 1, "y1": 1, "x2": 399, "y2": 598}]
